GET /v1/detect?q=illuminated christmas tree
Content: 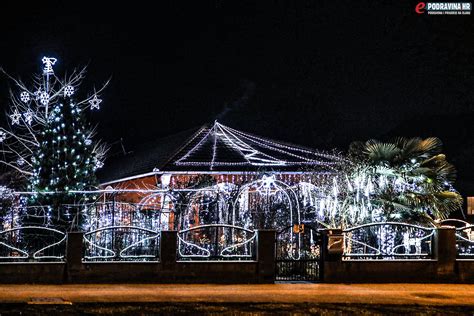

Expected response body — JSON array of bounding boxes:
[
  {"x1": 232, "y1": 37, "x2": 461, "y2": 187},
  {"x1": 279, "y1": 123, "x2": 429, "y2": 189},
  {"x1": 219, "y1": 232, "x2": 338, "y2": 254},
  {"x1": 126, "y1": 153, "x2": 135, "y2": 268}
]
[{"x1": 0, "y1": 57, "x2": 107, "y2": 229}]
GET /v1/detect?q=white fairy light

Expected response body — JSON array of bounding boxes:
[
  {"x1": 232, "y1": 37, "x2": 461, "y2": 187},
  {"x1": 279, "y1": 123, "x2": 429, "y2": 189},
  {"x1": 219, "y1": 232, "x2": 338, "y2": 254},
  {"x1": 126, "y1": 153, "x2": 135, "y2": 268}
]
[
  {"x1": 64, "y1": 85, "x2": 75, "y2": 97},
  {"x1": 0, "y1": 131, "x2": 6, "y2": 142},
  {"x1": 89, "y1": 95, "x2": 102, "y2": 110},
  {"x1": 20, "y1": 91, "x2": 30, "y2": 103},
  {"x1": 84, "y1": 139, "x2": 92, "y2": 146},
  {"x1": 42, "y1": 56, "x2": 57, "y2": 74},
  {"x1": 175, "y1": 121, "x2": 344, "y2": 170},
  {"x1": 10, "y1": 111, "x2": 21, "y2": 125},
  {"x1": 17, "y1": 158, "x2": 25, "y2": 166}
]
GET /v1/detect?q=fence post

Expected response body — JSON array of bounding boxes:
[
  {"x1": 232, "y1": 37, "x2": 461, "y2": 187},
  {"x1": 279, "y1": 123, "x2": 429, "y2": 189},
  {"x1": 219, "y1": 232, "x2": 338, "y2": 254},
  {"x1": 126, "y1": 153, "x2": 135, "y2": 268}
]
[
  {"x1": 66, "y1": 232, "x2": 84, "y2": 282},
  {"x1": 435, "y1": 226, "x2": 456, "y2": 280},
  {"x1": 323, "y1": 228, "x2": 344, "y2": 261},
  {"x1": 257, "y1": 229, "x2": 276, "y2": 284},
  {"x1": 160, "y1": 230, "x2": 177, "y2": 270},
  {"x1": 320, "y1": 228, "x2": 344, "y2": 283}
]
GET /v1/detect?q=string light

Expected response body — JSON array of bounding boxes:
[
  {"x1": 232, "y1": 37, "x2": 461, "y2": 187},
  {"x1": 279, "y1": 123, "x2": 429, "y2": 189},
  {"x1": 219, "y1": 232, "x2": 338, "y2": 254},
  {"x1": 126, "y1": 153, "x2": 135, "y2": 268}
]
[
  {"x1": 0, "y1": 57, "x2": 108, "y2": 232},
  {"x1": 175, "y1": 121, "x2": 344, "y2": 170}
]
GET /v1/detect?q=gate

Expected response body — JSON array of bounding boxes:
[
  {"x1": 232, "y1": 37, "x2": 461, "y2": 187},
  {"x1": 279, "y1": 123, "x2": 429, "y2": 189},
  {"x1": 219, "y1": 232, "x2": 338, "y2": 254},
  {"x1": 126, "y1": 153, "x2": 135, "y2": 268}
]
[{"x1": 275, "y1": 224, "x2": 323, "y2": 281}]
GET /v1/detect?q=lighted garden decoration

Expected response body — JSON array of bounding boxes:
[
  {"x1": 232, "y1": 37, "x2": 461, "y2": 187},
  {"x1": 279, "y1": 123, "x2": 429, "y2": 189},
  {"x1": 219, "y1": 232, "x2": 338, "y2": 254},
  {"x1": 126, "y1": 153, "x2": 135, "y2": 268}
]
[
  {"x1": 0, "y1": 57, "x2": 108, "y2": 229},
  {"x1": 343, "y1": 137, "x2": 463, "y2": 226},
  {"x1": 0, "y1": 58, "x2": 465, "y2": 263}
]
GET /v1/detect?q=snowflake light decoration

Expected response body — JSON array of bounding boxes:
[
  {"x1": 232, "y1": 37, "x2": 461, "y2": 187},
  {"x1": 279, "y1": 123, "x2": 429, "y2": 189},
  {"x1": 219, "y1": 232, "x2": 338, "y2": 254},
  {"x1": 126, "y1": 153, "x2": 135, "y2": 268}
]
[
  {"x1": 0, "y1": 131, "x2": 6, "y2": 142},
  {"x1": 64, "y1": 85, "x2": 75, "y2": 97},
  {"x1": 34, "y1": 89, "x2": 42, "y2": 101},
  {"x1": 10, "y1": 111, "x2": 21, "y2": 125},
  {"x1": 20, "y1": 91, "x2": 30, "y2": 103},
  {"x1": 88, "y1": 95, "x2": 102, "y2": 110},
  {"x1": 95, "y1": 159, "x2": 104, "y2": 169},
  {"x1": 23, "y1": 110, "x2": 34, "y2": 125},
  {"x1": 39, "y1": 92, "x2": 49, "y2": 106}
]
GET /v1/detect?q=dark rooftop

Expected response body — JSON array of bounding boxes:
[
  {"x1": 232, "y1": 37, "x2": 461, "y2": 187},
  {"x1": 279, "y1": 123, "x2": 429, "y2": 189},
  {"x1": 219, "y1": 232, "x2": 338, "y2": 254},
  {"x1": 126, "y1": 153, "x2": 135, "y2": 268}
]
[{"x1": 98, "y1": 121, "x2": 344, "y2": 184}]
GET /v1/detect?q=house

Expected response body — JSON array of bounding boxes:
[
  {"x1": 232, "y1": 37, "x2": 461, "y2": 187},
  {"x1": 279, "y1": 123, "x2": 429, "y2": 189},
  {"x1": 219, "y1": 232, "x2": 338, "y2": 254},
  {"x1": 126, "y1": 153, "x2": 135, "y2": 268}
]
[
  {"x1": 99, "y1": 121, "x2": 342, "y2": 189},
  {"x1": 93, "y1": 121, "x2": 344, "y2": 233}
]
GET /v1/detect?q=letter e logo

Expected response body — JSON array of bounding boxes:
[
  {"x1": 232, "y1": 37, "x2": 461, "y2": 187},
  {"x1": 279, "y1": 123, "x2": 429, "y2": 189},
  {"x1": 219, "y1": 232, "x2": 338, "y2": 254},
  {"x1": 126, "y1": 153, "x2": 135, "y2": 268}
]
[{"x1": 415, "y1": 2, "x2": 426, "y2": 14}]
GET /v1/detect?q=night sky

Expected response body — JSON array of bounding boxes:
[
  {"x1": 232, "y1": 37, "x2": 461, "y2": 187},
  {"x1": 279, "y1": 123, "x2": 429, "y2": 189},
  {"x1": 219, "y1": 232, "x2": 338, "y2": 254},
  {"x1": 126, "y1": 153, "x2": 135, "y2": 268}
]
[{"x1": 0, "y1": 1, "x2": 472, "y2": 192}]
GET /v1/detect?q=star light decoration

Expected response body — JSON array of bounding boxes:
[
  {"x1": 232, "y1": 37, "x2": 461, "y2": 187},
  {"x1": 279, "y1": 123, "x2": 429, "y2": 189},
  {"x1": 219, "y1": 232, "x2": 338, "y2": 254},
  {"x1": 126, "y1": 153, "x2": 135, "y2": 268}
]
[
  {"x1": 10, "y1": 111, "x2": 21, "y2": 125},
  {"x1": 64, "y1": 85, "x2": 75, "y2": 97},
  {"x1": 88, "y1": 95, "x2": 102, "y2": 110},
  {"x1": 20, "y1": 91, "x2": 30, "y2": 103}
]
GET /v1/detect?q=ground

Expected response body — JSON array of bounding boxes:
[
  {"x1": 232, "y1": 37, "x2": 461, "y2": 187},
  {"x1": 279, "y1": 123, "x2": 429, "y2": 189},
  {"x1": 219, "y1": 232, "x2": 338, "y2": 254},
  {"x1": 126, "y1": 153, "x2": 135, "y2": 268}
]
[{"x1": 1, "y1": 283, "x2": 474, "y2": 315}]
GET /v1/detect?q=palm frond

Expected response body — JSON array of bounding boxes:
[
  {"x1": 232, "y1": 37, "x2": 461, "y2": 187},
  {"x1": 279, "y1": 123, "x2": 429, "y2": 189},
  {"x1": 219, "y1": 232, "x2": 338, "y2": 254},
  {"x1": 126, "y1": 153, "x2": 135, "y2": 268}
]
[{"x1": 363, "y1": 140, "x2": 400, "y2": 163}]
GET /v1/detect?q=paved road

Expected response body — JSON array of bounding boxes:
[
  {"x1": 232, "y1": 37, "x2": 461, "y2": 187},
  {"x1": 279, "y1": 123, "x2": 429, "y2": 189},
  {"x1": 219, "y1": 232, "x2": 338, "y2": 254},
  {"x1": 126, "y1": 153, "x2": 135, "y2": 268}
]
[
  {"x1": 1, "y1": 283, "x2": 474, "y2": 315},
  {"x1": 0, "y1": 283, "x2": 472, "y2": 305}
]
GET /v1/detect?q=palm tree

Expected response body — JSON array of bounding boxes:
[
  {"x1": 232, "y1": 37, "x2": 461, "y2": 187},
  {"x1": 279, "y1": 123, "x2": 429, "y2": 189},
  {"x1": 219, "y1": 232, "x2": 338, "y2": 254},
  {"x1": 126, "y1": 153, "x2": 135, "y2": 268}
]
[{"x1": 347, "y1": 137, "x2": 462, "y2": 224}]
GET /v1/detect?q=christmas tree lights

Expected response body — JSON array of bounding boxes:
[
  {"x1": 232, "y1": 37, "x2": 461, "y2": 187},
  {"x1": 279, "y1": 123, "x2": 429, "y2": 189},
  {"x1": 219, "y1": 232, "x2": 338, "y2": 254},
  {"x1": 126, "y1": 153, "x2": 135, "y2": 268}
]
[{"x1": 0, "y1": 57, "x2": 108, "y2": 229}]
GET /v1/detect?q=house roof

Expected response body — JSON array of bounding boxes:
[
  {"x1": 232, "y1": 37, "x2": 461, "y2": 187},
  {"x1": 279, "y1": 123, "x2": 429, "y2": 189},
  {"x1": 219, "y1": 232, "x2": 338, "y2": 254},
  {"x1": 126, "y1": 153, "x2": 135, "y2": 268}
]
[
  {"x1": 97, "y1": 127, "x2": 201, "y2": 184},
  {"x1": 98, "y1": 121, "x2": 343, "y2": 184}
]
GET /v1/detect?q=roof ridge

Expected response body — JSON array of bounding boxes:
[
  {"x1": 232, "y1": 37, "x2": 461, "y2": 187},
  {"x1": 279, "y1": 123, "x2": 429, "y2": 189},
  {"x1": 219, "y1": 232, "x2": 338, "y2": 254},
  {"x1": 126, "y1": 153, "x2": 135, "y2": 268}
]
[{"x1": 157, "y1": 124, "x2": 209, "y2": 171}]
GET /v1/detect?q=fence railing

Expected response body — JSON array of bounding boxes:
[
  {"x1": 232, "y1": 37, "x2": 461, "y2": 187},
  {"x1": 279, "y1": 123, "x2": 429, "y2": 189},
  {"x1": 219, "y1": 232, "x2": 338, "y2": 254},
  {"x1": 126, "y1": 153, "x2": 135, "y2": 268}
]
[
  {"x1": 440, "y1": 219, "x2": 470, "y2": 228},
  {"x1": 343, "y1": 222, "x2": 435, "y2": 260},
  {"x1": 81, "y1": 201, "x2": 172, "y2": 232},
  {"x1": 0, "y1": 221, "x2": 471, "y2": 264},
  {"x1": 83, "y1": 226, "x2": 160, "y2": 261},
  {"x1": 177, "y1": 224, "x2": 257, "y2": 261},
  {"x1": 0, "y1": 226, "x2": 66, "y2": 261},
  {"x1": 455, "y1": 225, "x2": 474, "y2": 258}
]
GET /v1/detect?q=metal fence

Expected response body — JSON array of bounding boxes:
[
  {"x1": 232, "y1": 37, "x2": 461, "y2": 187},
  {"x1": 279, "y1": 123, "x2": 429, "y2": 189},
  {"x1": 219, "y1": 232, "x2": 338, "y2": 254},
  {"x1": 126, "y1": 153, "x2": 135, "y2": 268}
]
[
  {"x1": 343, "y1": 222, "x2": 435, "y2": 260},
  {"x1": 275, "y1": 225, "x2": 322, "y2": 281},
  {"x1": 455, "y1": 225, "x2": 474, "y2": 258},
  {"x1": 177, "y1": 224, "x2": 257, "y2": 261},
  {"x1": 0, "y1": 226, "x2": 66, "y2": 261},
  {"x1": 83, "y1": 226, "x2": 160, "y2": 261}
]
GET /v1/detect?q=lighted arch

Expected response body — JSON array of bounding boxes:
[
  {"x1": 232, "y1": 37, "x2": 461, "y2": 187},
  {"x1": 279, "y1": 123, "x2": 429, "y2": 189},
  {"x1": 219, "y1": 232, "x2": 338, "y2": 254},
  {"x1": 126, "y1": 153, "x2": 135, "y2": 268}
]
[
  {"x1": 232, "y1": 174, "x2": 301, "y2": 259},
  {"x1": 232, "y1": 174, "x2": 300, "y2": 230},
  {"x1": 179, "y1": 184, "x2": 236, "y2": 230},
  {"x1": 138, "y1": 192, "x2": 176, "y2": 231}
]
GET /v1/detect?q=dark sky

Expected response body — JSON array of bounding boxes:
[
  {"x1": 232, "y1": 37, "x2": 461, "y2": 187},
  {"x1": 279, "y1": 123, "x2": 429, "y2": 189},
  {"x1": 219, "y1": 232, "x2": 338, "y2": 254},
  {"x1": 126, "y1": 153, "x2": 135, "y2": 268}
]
[{"x1": 0, "y1": 1, "x2": 473, "y2": 189}]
